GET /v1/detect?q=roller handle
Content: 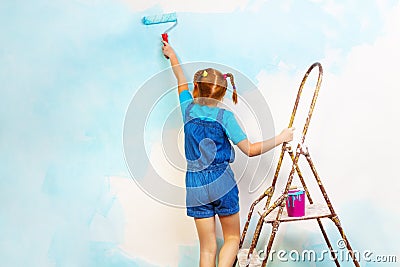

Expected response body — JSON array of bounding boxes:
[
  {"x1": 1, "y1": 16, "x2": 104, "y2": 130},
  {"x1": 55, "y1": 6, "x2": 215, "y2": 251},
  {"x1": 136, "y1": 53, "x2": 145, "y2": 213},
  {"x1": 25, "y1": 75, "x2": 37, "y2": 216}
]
[
  {"x1": 162, "y1": 33, "x2": 169, "y2": 59},
  {"x1": 162, "y1": 33, "x2": 169, "y2": 43}
]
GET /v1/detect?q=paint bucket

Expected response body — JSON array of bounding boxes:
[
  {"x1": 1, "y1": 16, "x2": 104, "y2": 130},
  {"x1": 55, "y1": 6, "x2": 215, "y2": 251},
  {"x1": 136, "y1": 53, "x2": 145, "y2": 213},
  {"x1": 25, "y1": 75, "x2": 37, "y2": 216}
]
[{"x1": 286, "y1": 189, "x2": 305, "y2": 217}]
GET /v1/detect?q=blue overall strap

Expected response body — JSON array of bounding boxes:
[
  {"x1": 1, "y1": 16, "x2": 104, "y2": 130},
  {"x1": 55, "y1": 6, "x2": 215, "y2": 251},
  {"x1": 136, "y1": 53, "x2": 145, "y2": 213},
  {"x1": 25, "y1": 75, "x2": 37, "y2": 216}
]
[
  {"x1": 216, "y1": 108, "x2": 225, "y2": 123},
  {"x1": 185, "y1": 102, "x2": 195, "y2": 122}
]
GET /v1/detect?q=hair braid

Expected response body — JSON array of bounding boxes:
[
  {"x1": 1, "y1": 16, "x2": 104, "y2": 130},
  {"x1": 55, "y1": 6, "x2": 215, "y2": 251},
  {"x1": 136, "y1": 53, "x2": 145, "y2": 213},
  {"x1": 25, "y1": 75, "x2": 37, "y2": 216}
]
[{"x1": 226, "y1": 73, "x2": 238, "y2": 104}]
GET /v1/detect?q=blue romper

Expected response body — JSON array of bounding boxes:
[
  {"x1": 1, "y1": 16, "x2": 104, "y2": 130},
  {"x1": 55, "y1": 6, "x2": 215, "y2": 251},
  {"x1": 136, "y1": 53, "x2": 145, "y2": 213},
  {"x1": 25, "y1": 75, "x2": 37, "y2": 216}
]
[{"x1": 184, "y1": 102, "x2": 240, "y2": 218}]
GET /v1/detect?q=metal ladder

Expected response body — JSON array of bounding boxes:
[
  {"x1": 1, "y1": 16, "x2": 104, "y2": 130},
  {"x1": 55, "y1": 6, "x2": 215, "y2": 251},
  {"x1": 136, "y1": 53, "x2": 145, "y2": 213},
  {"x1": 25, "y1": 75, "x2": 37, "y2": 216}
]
[{"x1": 236, "y1": 63, "x2": 360, "y2": 267}]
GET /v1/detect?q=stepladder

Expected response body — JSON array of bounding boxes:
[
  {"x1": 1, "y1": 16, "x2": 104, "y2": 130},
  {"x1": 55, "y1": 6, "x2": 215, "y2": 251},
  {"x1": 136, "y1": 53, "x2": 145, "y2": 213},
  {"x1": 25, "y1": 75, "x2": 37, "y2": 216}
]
[{"x1": 236, "y1": 63, "x2": 360, "y2": 267}]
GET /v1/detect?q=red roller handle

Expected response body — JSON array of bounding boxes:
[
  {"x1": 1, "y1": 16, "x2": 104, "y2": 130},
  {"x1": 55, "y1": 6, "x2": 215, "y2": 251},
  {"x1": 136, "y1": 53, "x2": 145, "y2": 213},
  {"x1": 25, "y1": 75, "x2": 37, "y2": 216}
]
[
  {"x1": 162, "y1": 33, "x2": 169, "y2": 59},
  {"x1": 162, "y1": 33, "x2": 169, "y2": 43}
]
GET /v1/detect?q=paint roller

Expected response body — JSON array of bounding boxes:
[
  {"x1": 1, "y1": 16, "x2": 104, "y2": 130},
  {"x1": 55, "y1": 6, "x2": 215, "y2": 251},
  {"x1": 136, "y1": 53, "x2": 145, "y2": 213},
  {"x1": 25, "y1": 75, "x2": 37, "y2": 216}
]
[{"x1": 142, "y1": 12, "x2": 178, "y2": 47}]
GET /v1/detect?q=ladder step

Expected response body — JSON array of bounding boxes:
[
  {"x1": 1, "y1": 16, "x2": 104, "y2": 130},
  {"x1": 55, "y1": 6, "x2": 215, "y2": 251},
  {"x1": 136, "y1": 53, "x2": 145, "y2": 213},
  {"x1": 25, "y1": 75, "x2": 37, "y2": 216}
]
[{"x1": 257, "y1": 202, "x2": 333, "y2": 223}]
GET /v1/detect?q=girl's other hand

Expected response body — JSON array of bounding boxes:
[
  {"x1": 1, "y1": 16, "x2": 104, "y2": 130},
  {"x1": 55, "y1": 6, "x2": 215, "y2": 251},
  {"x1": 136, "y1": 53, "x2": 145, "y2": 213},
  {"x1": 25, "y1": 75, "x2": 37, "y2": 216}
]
[
  {"x1": 162, "y1": 41, "x2": 175, "y2": 59},
  {"x1": 279, "y1": 127, "x2": 295, "y2": 143}
]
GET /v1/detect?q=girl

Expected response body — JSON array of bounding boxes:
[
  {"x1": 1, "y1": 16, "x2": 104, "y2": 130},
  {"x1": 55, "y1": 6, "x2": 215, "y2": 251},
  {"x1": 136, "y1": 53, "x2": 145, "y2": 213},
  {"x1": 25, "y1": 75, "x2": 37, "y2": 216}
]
[{"x1": 162, "y1": 41, "x2": 294, "y2": 267}]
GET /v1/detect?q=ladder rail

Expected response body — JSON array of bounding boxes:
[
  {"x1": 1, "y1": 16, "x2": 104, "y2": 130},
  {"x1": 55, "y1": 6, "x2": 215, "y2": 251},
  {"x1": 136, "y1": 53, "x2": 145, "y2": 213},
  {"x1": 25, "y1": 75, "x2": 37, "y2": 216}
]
[{"x1": 265, "y1": 62, "x2": 323, "y2": 208}]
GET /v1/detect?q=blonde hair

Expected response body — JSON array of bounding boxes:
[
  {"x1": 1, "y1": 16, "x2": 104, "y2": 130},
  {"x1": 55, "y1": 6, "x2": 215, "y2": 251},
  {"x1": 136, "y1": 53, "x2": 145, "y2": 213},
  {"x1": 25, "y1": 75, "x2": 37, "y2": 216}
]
[{"x1": 192, "y1": 68, "x2": 238, "y2": 105}]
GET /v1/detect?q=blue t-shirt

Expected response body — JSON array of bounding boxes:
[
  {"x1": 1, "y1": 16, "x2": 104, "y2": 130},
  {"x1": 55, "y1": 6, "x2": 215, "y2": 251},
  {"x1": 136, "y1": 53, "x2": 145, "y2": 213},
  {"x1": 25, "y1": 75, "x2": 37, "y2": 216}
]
[{"x1": 179, "y1": 90, "x2": 247, "y2": 145}]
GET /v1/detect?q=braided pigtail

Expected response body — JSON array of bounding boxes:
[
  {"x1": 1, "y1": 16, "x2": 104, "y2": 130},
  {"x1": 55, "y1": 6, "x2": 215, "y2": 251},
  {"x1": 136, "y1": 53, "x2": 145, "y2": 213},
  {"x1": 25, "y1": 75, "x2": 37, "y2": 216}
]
[{"x1": 226, "y1": 73, "x2": 238, "y2": 104}]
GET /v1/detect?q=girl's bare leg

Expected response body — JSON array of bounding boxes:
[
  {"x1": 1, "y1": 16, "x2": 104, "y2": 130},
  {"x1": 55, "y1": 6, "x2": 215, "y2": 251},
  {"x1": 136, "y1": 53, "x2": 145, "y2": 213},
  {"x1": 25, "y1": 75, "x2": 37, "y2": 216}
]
[
  {"x1": 195, "y1": 216, "x2": 217, "y2": 267},
  {"x1": 218, "y1": 212, "x2": 240, "y2": 267}
]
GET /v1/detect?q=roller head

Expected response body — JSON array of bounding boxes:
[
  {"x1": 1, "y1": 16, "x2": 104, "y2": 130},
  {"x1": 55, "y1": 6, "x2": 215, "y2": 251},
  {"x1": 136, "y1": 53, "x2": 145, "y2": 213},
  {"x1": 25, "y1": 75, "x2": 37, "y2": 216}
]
[{"x1": 142, "y1": 12, "x2": 177, "y2": 25}]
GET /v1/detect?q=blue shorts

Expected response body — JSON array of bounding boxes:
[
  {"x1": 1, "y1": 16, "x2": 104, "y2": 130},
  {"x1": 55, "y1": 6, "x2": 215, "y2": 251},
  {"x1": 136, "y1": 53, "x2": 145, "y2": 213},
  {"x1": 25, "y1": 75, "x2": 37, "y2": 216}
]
[{"x1": 186, "y1": 164, "x2": 240, "y2": 218}]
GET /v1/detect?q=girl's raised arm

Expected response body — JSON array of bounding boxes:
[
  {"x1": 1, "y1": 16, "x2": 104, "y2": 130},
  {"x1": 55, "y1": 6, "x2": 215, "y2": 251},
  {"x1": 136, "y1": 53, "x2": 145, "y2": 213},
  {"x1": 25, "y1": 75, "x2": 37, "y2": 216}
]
[{"x1": 162, "y1": 41, "x2": 189, "y2": 95}]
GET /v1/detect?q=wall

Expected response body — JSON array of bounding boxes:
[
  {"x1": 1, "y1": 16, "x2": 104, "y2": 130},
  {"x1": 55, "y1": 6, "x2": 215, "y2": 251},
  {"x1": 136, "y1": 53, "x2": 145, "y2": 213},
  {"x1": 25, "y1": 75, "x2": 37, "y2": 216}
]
[{"x1": 1, "y1": 0, "x2": 399, "y2": 266}]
